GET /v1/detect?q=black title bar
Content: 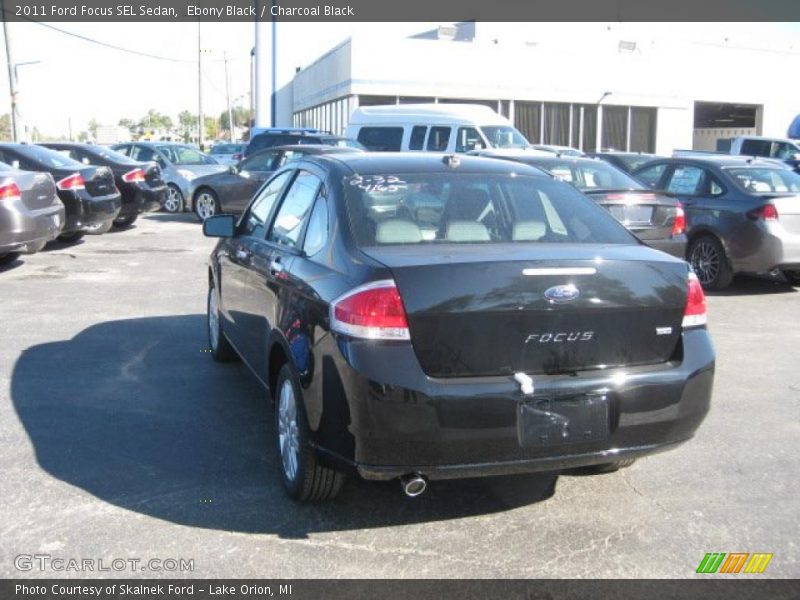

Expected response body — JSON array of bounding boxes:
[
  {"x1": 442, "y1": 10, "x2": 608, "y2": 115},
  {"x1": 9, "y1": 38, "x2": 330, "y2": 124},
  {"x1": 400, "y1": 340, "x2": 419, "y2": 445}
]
[{"x1": 1, "y1": 0, "x2": 800, "y2": 22}]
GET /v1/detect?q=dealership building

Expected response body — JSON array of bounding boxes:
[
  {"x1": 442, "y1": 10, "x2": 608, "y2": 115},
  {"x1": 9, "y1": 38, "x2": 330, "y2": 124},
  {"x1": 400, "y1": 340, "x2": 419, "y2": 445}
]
[{"x1": 275, "y1": 23, "x2": 800, "y2": 154}]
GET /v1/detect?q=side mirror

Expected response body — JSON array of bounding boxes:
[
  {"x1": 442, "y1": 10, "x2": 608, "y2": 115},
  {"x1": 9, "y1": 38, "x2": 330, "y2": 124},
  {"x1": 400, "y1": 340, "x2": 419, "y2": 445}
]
[
  {"x1": 202, "y1": 214, "x2": 236, "y2": 238},
  {"x1": 228, "y1": 165, "x2": 238, "y2": 174}
]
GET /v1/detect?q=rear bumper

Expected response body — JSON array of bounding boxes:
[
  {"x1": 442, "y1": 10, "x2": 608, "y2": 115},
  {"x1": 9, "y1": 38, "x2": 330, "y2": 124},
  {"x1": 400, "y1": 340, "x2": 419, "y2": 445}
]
[
  {"x1": 60, "y1": 190, "x2": 122, "y2": 234},
  {"x1": 645, "y1": 235, "x2": 687, "y2": 260},
  {"x1": 0, "y1": 201, "x2": 65, "y2": 253},
  {"x1": 312, "y1": 328, "x2": 715, "y2": 481},
  {"x1": 119, "y1": 184, "x2": 167, "y2": 217}
]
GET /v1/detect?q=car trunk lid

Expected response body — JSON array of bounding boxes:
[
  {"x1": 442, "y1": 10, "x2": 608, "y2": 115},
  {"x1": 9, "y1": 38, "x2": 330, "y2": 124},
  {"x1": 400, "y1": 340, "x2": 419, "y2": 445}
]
[
  {"x1": 361, "y1": 244, "x2": 688, "y2": 378},
  {"x1": 585, "y1": 190, "x2": 680, "y2": 241},
  {"x1": 81, "y1": 166, "x2": 117, "y2": 197},
  {"x1": 17, "y1": 171, "x2": 58, "y2": 211}
]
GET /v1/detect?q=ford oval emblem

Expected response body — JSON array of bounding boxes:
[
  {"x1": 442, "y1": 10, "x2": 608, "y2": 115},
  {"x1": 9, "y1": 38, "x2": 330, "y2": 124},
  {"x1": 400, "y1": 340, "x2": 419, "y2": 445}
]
[{"x1": 544, "y1": 284, "x2": 580, "y2": 304}]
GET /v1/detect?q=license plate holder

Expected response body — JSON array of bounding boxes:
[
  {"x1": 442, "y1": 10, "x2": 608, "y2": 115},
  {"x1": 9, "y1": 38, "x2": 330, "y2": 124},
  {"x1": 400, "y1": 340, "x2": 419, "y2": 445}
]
[{"x1": 517, "y1": 393, "x2": 610, "y2": 448}]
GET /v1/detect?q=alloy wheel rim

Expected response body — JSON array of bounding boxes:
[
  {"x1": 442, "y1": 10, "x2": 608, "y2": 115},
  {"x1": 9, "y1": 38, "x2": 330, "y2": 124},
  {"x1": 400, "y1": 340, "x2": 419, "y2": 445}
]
[
  {"x1": 196, "y1": 193, "x2": 216, "y2": 220},
  {"x1": 208, "y1": 288, "x2": 219, "y2": 351},
  {"x1": 691, "y1": 241, "x2": 720, "y2": 285},
  {"x1": 277, "y1": 379, "x2": 300, "y2": 482},
  {"x1": 165, "y1": 188, "x2": 181, "y2": 212}
]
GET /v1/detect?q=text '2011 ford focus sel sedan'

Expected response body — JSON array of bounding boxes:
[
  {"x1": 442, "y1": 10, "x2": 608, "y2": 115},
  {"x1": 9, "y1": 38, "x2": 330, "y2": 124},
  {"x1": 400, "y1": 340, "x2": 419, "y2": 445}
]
[{"x1": 203, "y1": 153, "x2": 715, "y2": 502}]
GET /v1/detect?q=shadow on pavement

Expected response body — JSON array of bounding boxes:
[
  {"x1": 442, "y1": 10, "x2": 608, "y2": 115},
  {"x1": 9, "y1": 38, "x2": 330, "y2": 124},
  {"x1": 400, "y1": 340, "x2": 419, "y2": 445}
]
[
  {"x1": 0, "y1": 254, "x2": 25, "y2": 272},
  {"x1": 11, "y1": 315, "x2": 557, "y2": 537},
  {"x1": 705, "y1": 274, "x2": 797, "y2": 297},
  {"x1": 143, "y1": 213, "x2": 200, "y2": 224}
]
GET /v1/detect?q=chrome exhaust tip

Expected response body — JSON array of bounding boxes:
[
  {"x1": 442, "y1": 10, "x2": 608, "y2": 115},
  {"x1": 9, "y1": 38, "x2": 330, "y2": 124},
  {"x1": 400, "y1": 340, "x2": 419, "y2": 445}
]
[{"x1": 400, "y1": 473, "x2": 428, "y2": 497}]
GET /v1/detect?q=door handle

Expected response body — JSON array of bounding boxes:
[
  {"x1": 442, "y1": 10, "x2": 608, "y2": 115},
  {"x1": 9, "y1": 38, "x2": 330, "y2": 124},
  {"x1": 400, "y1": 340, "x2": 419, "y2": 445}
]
[
  {"x1": 270, "y1": 259, "x2": 284, "y2": 275},
  {"x1": 235, "y1": 248, "x2": 252, "y2": 262}
]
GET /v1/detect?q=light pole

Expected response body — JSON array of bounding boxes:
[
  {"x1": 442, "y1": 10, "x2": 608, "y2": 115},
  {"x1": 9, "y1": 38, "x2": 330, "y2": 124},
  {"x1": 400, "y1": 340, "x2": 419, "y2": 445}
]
[{"x1": 595, "y1": 91, "x2": 612, "y2": 152}]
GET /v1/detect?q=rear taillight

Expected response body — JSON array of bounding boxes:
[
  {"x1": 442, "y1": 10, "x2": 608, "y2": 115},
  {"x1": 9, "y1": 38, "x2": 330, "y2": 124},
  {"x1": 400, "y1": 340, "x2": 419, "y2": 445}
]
[
  {"x1": 122, "y1": 168, "x2": 146, "y2": 183},
  {"x1": 56, "y1": 173, "x2": 85, "y2": 191},
  {"x1": 672, "y1": 205, "x2": 686, "y2": 236},
  {"x1": 747, "y1": 204, "x2": 778, "y2": 221},
  {"x1": 330, "y1": 280, "x2": 410, "y2": 340},
  {"x1": 682, "y1": 272, "x2": 707, "y2": 329},
  {"x1": 0, "y1": 178, "x2": 21, "y2": 201}
]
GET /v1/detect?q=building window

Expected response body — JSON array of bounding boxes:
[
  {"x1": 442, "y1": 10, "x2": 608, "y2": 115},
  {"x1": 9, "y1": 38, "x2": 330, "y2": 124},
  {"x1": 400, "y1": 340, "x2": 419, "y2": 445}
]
[
  {"x1": 602, "y1": 105, "x2": 628, "y2": 151},
  {"x1": 515, "y1": 102, "x2": 541, "y2": 145},
  {"x1": 582, "y1": 105, "x2": 598, "y2": 152},
  {"x1": 543, "y1": 103, "x2": 570, "y2": 146},
  {"x1": 630, "y1": 107, "x2": 657, "y2": 153}
]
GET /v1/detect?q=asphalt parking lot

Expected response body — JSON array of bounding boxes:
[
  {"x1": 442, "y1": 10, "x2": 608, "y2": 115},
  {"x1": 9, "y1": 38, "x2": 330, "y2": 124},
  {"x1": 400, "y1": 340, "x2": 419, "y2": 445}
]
[{"x1": 1, "y1": 212, "x2": 798, "y2": 579}]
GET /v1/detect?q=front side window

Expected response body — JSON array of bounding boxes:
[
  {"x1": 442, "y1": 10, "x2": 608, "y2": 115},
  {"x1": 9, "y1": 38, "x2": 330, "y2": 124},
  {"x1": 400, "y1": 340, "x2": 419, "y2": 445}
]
[
  {"x1": 356, "y1": 127, "x2": 404, "y2": 152},
  {"x1": 158, "y1": 145, "x2": 210, "y2": 166},
  {"x1": 740, "y1": 139, "x2": 771, "y2": 156},
  {"x1": 241, "y1": 170, "x2": 293, "y2": 237},
  {"x1": 343, "y1": 173, "x2": 634, "y2": 246},
  {"x1": 268, "y1": 171, "x2": 322, "y2": 249},
  {"x1": 479, "y1": 125, "x2": 529, "y2": 149},
  {"x1": 455, "y1": 127, "x2": 483, "y2": 153},
  {"x1": 634, "y1": 163, "x2": 668, "y2": 189}
]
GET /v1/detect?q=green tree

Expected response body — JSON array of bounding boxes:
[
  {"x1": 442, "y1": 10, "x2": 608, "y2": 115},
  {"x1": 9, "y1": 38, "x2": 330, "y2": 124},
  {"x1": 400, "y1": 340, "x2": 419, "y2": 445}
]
[
  {"x1": 77, "y1": 131, "x2": 89, "y2": 142},
  {"x1": 219, "y1": 106, "x2": 250, "y2": 132},
  {"x1": 0, "y1": 114, "x2": 11, "y2": 140},
  {"x1": 178, "y1": 110, "x2": 196, "y2": 142},
  {"x1": 118, "y1": 118, "x2": 136, "y2": 133},
  {"x1": 88, "y1": 118, "x2": 100, "y2": 139},
  {"x1": 204, "y1": 116, "x2": 219, "y2": 140}
]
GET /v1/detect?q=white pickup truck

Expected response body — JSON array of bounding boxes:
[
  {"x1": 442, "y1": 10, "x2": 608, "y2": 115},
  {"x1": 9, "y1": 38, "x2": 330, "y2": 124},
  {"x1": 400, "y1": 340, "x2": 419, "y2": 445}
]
[{"x1": 729, "y1": 136, "x2": 800, "y2": 171}]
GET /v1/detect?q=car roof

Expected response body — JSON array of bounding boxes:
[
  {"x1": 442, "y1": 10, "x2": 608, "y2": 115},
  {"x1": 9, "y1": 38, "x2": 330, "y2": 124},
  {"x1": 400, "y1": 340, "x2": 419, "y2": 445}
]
[
  {"x1": 474, "y1": 150, "x2": 596, "y2": 163},
  {"x1": 306, "y1": 152, "x2": 550, "y2": 177},
  {"x1": 349, "y1": 103, "x2": 510, "y2": 126},
  {"x1": 591, "y1": 151, "x2": 658, "y2": 157},
  {"x1": 262, "y1": 144, "x2": 363, "y2": 154},
  {"x1": 643, "y1": 155, "x2": 789, "y2": 169}
]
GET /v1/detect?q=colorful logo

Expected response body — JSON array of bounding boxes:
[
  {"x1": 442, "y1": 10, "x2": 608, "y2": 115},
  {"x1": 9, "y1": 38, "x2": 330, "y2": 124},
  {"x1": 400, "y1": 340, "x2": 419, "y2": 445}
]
[{"x1": 696, "y1": 552, "x2": 773, "y2": 574}]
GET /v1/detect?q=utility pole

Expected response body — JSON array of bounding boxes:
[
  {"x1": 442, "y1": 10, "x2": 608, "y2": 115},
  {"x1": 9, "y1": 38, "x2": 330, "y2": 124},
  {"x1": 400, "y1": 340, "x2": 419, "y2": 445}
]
[
  {"x1": 68, "y1": 117, "x2": 72, "y2": 141},
  {"x1": 224, "y1": 51, "x2": 234, "y2": 142},
  {"x1": 2, "y1": 5, "x2": 19, "y2": 142},
  {"x1": 197, "y1": 22, "x2": 204, "y2": 150}
]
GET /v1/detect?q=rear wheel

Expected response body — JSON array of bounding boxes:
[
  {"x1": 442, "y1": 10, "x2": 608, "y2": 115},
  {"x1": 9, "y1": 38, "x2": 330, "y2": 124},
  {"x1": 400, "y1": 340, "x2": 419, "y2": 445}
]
[
  {"x1": 589, "y1": 457, "x2": 637, "y2": 474},
  {"x1": 163, "y1": 185, "x2": 184, "y2": 213},
  {"x1": 689, "y1": 235, "x2": 733, "y2": 290},
  {"x1": 207, "y1": 285, "x2": 237, "y2": 362},
  {"x1": 275, "y1": 363, "x2": 344, "y2": 502},
  {"x1": 194, "y1": 189, "x2": 220, "y2": 222},
  {"x1": 783, "y1": 271, "x2": 800, "y2": 286},
  {"x1": 0, "y1": 252, "x2": 20, "y2": 265},
  {"x1": 57, "y1": 231, "x2": 85, "y2": 243},
  {"x1": 113, "y1": 214, "x2": 138, "y2": 228}
]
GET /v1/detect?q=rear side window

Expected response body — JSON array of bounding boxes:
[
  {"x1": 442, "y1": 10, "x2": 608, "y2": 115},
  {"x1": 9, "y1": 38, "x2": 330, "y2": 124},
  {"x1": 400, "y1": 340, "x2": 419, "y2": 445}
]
[
  {"x1": 356, "y1": 127, "x2": 404, "y2": 152},
  {"x1": 426, "y1": 127, "x2": 451, "y2": 151},
  {"x1": 665, "y1": 166, "x2": 705, "y2": 195},
  {"x1": 740, "y1": 139, "x2": 771, "y2": 156},
  {"x1": 268, "y1": 171, "x2": 322, "y2": 249},
  {"x1": 343, "y1": 173, "x2": 634, "y2": 246},
  {"x1": 409, "y1": 126, "x2": 427, "y2": 151}
]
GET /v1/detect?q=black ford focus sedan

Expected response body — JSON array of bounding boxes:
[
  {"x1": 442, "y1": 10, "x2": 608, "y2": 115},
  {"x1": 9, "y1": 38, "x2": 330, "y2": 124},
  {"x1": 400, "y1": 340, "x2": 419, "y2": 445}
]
[{"x1": 203, "y1": 153, "x2": 715, "y2": 502}]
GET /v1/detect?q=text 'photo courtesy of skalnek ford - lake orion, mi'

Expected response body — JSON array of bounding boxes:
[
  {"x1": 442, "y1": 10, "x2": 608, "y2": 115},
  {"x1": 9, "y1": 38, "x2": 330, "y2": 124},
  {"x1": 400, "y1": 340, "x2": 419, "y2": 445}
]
[{"x1": 1, "y1": 3, "x2": 800, "y2": 590}]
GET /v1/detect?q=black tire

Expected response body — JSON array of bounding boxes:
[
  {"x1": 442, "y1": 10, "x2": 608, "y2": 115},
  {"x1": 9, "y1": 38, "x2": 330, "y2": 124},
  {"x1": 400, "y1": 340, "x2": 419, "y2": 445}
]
[
  {"x1": 783, "y1": 271, "x2": 800, "y2": 286},
  {"x1": 688, "y1": 235, "x2": 734, "y2": 290},
  {"x1": 274, "y1": 363, "x2": 344, "y2": 502},
  {"x1": 57, "y1": 231, "x2": 85, "y2": 243},
  {"x1": 164, "y1": 184, "x2": 184, "y2": 214},
  {"x1": 113, "y1": 214, "x2": 138, "y2": 228},
  {"x1": 0, "y1": 252, "x2": 20, "y2": 266},
  {"x1": 207, "y1": 285, "x2": 237, "y2": 362},
  {"x1": 193, "y1": 188, "x2": 220, "y2": 222},
  {"x1": 589, "y1": 457, "x2": 637, "y2": 474}
]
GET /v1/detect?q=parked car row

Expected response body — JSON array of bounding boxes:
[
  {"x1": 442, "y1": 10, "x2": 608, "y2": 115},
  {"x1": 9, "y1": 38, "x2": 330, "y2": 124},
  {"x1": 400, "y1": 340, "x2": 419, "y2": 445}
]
[{"x1": 0, "y1": 142, "x2": 166, "y2": 265}]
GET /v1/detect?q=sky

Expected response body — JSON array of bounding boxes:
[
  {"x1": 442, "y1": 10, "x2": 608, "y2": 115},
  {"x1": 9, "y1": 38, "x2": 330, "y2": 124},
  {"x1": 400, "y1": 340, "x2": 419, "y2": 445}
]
[{"x1": 0, "y1": 21, "x2": 798, "y2": 139}]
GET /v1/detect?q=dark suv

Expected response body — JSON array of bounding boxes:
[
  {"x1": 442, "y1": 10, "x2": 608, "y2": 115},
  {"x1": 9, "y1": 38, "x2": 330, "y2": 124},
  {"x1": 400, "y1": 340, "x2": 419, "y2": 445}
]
[
  {"x1": 244, "y1": 129, "x2": 364, "y2": 157},
  {"x1": 202, "y1": 152, "x2": 714, "y2": 502}
]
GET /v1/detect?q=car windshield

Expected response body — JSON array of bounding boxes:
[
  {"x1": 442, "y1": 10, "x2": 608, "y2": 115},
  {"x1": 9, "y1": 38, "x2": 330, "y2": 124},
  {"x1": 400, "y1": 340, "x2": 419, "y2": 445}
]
[
  {"x1": 156, "y1": 145, "x2": 213, "y2": 165},
  {"x1": 726, "y1": 167, "x2": 800, "y2": 194},
  {"x1": 15, "y1": 145, "x2": 84, "y2": 168},
  {"x1": 344, "y1": 173, "x2": 635, "y2": 246},
  {"x1": 479, "y1": 126, "x2": 529, "y2": 149},
  {"x1": 210, "y1": 144, "x2": 245, "y2": 154},
  {"x1": 538, "y1": 160, "x2": 644, "y2": 192}
]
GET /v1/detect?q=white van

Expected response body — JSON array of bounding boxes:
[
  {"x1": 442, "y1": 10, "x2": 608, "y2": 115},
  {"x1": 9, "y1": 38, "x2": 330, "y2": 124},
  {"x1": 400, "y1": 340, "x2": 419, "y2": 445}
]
[{"x1": 346, "y1": 104, "x2": 530, "y2": 153}]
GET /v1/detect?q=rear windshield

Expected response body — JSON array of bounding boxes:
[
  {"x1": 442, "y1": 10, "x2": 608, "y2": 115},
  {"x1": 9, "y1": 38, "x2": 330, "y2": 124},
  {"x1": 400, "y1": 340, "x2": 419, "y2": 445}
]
[
  {"x1": 210, "y1": 144, "x2": 245, "y2": 154},
  {"x1": 726, "y1": 167, "x2": 800, "y2": 194},
  {"x1": 344, "y1": 173, "x2": 636, "y2": 246},
  {"x1": 12, "y1": 145, "x2": 84, "y2": 169},
  {"x1": 84, "y1": 146, "x2": 140, "y2": 165},
  {"x1": 615, "y1": 155, "x2": 656, "y2": 172},
  {"x1": 156, "y1": 145, "x2": 214, "y2": 166},
  {"x1": 535, "y1": 160, "x2": 644, "y2": 192}
]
